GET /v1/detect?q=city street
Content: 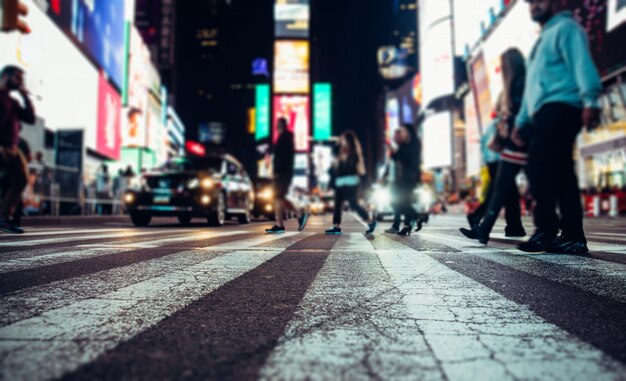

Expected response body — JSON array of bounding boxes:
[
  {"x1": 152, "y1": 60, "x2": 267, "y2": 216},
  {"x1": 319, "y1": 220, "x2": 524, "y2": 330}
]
[{"x1": 0, "y1": 215, "x2": 625, "y2": 380}]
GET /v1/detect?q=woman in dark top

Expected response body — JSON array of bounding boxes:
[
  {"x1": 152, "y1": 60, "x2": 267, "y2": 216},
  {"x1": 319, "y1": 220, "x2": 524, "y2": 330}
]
[
  {"x1": 326, "y1": 131, "x2": 376, "y2": 235},
  {"x1": 388, "y1": 124, "x2": 421, "y2": 236},
  {"x1": 460, "y1": 48, "x2": 527, "y2": 244}
]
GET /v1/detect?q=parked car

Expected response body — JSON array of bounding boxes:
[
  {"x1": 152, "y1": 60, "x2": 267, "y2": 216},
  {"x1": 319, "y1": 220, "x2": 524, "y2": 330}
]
[{"x1": 123, "y1": 155, "x2": 254, "y2": 227}]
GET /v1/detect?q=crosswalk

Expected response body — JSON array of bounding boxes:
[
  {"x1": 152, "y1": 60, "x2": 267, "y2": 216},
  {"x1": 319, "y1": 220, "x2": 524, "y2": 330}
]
[{"x1": 0, "y1": 217, "x2": 625, "y2": 381}]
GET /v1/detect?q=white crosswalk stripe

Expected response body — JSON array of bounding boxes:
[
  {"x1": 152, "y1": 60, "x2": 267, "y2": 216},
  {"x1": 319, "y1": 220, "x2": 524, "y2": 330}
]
[
  {"x1": 0, "y1": 223, "x2": 625, "y2": 381},
  {"x1": 0, "y1": 232, "x2": 307, "y2": 381},
  {"x1": 0, "y1": 229, "x2": 191, "y2": 247},
  {"x1": 417, "y1": 231, "x2": 626, "y2": 303},
  {"x1": 260, "y1": 234, "x2": 626, "y2": 381}
]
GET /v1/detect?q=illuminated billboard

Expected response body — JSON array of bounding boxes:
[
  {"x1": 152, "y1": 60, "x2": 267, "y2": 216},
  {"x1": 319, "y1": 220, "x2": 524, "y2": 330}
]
[
  {"x1": 96, "y1": 72, "x2": 122, "y2": 160},
  {"x1": 464, "y1": 94, "x2": 481, "y2": 177},
  {"x1": 255, "y1": 85, "x2": 271, "y2": 140},
  {"x1": 273, "y1": 95, "x2": 310, "y2": 152},
  {"x1": 481, "y1": 1, "x2": 539, "y2": 106},
  {"x1": 122, "y1": 27, "x2": 151, "y2": 147},
  {"x1": 274, "y1": 40, "x2": 310, "y2": 94},
  {"x1": 468, "y1": 52, "x2": 493, "y2": 132},
  {"x1": 419, "y1": 0, "x2": 454, "y2": 107},
  {"x1": 313, "y1": 83, "x2": 332, "y2": 141},
  {"x1": 422, "y1": 112, "x2": 453, "y2": 169},
  {"x1": 45, "y1": 0, "x2": 126, "y2": 89},
  {"x1": 607, "y1": 0, "x2": 626, "y2": 32},
  {"x1": 275, "y1": 1, "x2": 309, "y2": 38}
]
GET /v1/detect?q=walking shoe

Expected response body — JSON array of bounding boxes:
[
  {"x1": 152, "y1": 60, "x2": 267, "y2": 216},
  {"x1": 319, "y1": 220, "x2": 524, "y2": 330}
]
[
  {"x1": 384, "y1": 226, "x2": 400, "y2": 234},
  {"x1": 265, "y1": 225, "x2": 285, "y2": 234},
  {"x1": 518, "y1": 231, "x2": 554, "y2": 253},
  {"x1": 505, "y1": 226, "x2": 526, "y2": 238},
  {"x1": 546, "y1": 235, "x2": 589, "y2": 255},
  {"x1": 325, "y1": 226, "x2": 342, "y2": 235},
  {"x1": 298, "y1": 213, "x2": 309, "y2": 232},
  {"x1": 415, "y1": 219, "x2": 424, "y2": 233},
  {"x1": 398, "y1": 225, "x2": 413, "y2": 236},
  {"x1": 0, "y1": 219, "x2": 23, "y2": 234},
  {"x1": 459, "y1": 225, "x2": 489, "y2": 244},
  {"x1": 365, "y1": 220, "x2": 377, "y2": 235}
]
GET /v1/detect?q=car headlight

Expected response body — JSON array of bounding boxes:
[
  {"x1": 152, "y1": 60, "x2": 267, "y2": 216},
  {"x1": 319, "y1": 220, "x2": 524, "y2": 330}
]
[
  {"x1": 374, "y1": 189, "x2": 390, "y2": 205},
  {"x1": 129, "y1": 177, "x2": 147, "y2": 190},
  {"x1": 201, "y1": 178, "x2": 214, "y2": 189},
  {"x1": 257, "y1": 188, "x2": 273, "y2": 200}
]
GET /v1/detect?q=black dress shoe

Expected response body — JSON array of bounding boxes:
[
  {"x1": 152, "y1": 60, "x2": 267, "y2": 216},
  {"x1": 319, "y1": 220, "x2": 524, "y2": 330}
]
[
  {"x1": 398, "y1": 225, "x2": 412, "y2": 236},
  {"x1": 505, "y1": 226, "x2": 526, "y2": 237},
  {"x1": 546, "y1": 236, "x2": 589, "y2": 255},
  {"x1": 518, "y1": 232, "x2": 554, "y2": 253},
  {"x1": 459, "y1": 225, "x2": 488, "y2": 244}
]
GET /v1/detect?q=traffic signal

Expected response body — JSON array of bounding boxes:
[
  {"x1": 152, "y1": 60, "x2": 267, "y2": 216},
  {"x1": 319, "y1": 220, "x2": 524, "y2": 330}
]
[{"x1": 1, "y1": 0, "x2": 30, "y2": 34}]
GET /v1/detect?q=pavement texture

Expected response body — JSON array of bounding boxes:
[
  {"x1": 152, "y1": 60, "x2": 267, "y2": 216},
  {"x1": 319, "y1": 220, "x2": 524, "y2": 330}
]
[{"x1": 0, "y1": 213, "x2": 625, "y2": 381}]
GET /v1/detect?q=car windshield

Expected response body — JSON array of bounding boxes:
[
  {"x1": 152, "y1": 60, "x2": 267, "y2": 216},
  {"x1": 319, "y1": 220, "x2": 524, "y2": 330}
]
[{"x1": 159, "y1": 157, "x2": 222, "y2": 173}]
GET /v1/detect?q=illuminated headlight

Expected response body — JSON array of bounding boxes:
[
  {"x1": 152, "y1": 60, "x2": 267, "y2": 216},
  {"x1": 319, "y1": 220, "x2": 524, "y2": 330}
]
[
  {"x1": 265, "y1": 204, "x2": 273, "y2": 212},
  {"x1": 374, "y1": 189, "x2": 391, "y2": 205},
  {"x1": 123, "y1": 193, "x2": 135, "y2": 204},
  {"x1": 201, "y1": 178, "x2": 214, "y2": 189},
  {"x1": 129, "y1": 177, "x2": 146, "y2": 190},
  {"x1": 257, "y1": 188, "x2": 273, "y2": 200},
  {"x1": 201, "y1": 195, "x2": 211, "y2": 205}
]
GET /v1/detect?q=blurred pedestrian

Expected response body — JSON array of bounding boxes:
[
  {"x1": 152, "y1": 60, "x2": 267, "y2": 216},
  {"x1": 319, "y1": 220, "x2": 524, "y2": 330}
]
[
  {"x1": 460, "y1": 48, "x2": 527, "y2": 244},
  {"x1": 12, "y1": 137, "x2": 32, "y2": 227},
  {"x1": 95, "y1": 163, "x2": 112, "y2": 215},
  {"x1": 511, "y1": 0, "x2": 602, "y2": 254},
  {"x1": 0, "y1": 65, "x2": 35, "y2": 234},
  {"x1": 326, "y1": 130, "x2": 376, "y2": 235},
  {"x1": 387, "y1": 124, "x2": 421, "y2": 236},
  {"x1": 265, "y1": 117, "x2": 308, "y2": 234},
  {"x1": 112, "y1": 169, "x2": 125, "y2": 215},
  {"x1": 381, "y1": 145, "x2": 402, "y2": 234}
]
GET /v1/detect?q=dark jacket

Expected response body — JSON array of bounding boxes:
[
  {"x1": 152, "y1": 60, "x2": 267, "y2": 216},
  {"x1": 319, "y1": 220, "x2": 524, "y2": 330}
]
[
  {"x1": 502, "y1": 77, "x2": 527, "y2": 153},
  {"x1": 0, "y1": 91, "x2": 35, "y2": 148},
  {"x1": 392, "y1": 135, "x2": 421, "y2": 189},
  {"x1": 273, "y1": 130, "x2": 295, "y2": 178}
]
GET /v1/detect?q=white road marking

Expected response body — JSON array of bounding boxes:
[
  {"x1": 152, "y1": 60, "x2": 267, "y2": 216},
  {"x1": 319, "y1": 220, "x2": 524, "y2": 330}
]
[
  {"x1": 206, "y1": 231, "x2": 302, "y2": 250},
  {"x1": 0, "y1": 228, "x2": 143, "y2": 238},
  {"x1": 418, "y1": 232, "x2": 626, "y2": 303},
  {"x1": 0, "y1": 230, "x2": 190, "y2": 247},
  {"x1": 331, "y1": 232, "x2": 375, "y2": 251},
  {"x1": 262, "y1": 240, "x2": 625, "y2": 380},
  {"x1": 0, "y1": 231, "x2": 251, "y2": 273},
  {"x1": 0, "y1": 238, "x2": 301, "y2": 381}
]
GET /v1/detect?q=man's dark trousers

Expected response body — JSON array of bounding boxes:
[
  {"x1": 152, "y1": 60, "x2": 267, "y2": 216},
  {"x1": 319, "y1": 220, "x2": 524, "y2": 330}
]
[{"x1": 527, "y1": 103, "x2": 586, "y2": 242}]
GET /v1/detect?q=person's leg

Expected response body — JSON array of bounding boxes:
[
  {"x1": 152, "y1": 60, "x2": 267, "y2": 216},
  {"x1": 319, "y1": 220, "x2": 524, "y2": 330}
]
[
  {"x1": 527, "y1": 107, "x2": 561, "y2": 239},
  {"x1": 468, "y1": 162, "x2": 499, "y2": 224},
  {"x1": 345, "y1": 187, "x2": 370, "y2": 222},
  {"x1": 480, "y1": 162, "x2": 521, "y2": 236},
  {"x1": 333, "y1": 188, "x2": 345, "y2": 227},
  {"x1": 0, "y1": 148, "x2": 28, "y2": 220},
  {"x1": 555, "y1": 106, "x2": 586, "y2": 243},
  {"x1": 501, "y1": 163, "x2": 524, "y2": 234},
  {"x1": 275, "y1": 198, "x2": 285, "y2": 227}
]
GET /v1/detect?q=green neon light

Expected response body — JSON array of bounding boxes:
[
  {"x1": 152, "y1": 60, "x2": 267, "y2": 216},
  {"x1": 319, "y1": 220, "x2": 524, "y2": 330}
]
[
  {"x1": 255, "y1": 84, "x2": 271, "y2": 140},
  {"x1": 313, "y1": 83, "x2": 332, "y2": 140}
]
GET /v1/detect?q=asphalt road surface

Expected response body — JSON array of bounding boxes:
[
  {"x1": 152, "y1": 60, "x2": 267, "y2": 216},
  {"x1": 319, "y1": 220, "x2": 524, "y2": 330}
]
[{"x1": 1, "y1": 214, "x2": 625, "y2": 381}]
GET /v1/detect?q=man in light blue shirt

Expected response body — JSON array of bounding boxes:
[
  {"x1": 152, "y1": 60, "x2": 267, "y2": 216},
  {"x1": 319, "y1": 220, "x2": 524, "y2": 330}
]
[{"x1": 512, "y1": 0, "x2": 602, "y2": 254}]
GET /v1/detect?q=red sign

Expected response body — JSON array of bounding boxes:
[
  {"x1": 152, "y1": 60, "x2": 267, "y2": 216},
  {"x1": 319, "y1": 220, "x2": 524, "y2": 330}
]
[
  {"x1": 273, "y1": 95, "x2": 310, "y2": 152},
  {"x1": 96, "y1": 72, "x2": 122, "y2": 160},
  {"x1": 186, "y1": 141, "x2": 206, "y2": 157}
]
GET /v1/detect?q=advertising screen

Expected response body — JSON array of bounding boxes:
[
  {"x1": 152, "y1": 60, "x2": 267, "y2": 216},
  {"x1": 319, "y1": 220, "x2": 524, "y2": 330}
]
[
  {"x1": 313, "y1": 145, "x2": 333, "y2": 188},
  {"x1": 481, "y1": 1, "x2": 539, "y2": 106},
  {"x1": 255, "y1": 85, "x2": 271, "y2": 140},
  {"x1": 419, "y1": 0, "x2": 454, "y2": 108},
  {"x1": 274, "y1": 40, "x2": 310, "y2": 94},
  {"x1": 122, "y1": 27, "x2": 150, "y2": 147},
  {"x1": 313, "y1": 83, "x2": 332, "y2": 141},
  {"x1": 273, "y1": 95, "x2": 310, "y2": 152},
  {"x1": 96, "y1": 73, "x2": 122, "y2": 160},
  {"x1": 464, "y1": 94, "x2": 481, "y2": 177},
  {"x1": 469, "y1": 52, "x2": 493, "y2": 132},
  {"x1": 275, "y1": 2, "x2": 309, "y2": 38},
  {"x1": 422, "y1": 112, "x2": 453, "y2": 169},
  {"x1": 45, "y1": 0, "x2": 126, "y2": 88}
]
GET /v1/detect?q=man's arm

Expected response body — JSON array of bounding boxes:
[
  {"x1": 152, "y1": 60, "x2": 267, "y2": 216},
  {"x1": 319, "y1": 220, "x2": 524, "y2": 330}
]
[
  {"x1": 17, "y1": 88, "x2": 35, "y2": 125},
  {"x1": 559, "y1": 22, "x2": 602, "y2": 129}
]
